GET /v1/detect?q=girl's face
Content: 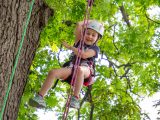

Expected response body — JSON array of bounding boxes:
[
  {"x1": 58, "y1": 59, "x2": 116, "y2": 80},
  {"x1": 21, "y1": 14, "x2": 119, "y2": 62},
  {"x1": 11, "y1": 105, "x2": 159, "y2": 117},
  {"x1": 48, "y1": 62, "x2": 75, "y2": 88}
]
[{"x1": 84, "y1": 29, "x2": 99, "y2": 45}]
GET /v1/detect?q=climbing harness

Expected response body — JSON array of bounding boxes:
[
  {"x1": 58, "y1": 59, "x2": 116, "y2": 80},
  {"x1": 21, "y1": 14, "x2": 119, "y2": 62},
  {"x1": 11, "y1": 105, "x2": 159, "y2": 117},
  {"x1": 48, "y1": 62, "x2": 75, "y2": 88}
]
[
  {"x1": 62, "y1": 41, "x2": 96, "y2": 86},
  {"x1": 0, "y1": 0, "x2": 35, "y2": 119},
  {"x1": 62, "y1": 0, "x2": 94, "y2": 119}
]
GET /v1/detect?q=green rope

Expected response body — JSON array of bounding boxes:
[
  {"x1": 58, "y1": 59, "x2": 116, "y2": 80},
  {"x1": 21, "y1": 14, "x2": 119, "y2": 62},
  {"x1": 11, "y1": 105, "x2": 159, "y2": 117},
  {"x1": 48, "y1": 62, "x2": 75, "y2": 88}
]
[{"x1": 0, "y1": 0, "x2": 35, "y2": 119}]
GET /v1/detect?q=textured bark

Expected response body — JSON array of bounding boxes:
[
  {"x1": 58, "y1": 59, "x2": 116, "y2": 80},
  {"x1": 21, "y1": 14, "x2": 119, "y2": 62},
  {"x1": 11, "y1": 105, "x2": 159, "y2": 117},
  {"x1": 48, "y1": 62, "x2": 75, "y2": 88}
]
[{"x1": 0, "y1": 0, "x2": 53, "y2": 120}]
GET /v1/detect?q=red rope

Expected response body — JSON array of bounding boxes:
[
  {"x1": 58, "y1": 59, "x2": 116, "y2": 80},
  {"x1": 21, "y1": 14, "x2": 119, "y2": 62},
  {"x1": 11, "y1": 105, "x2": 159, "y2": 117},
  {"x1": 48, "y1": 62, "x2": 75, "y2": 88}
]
[{"x1": 62, "y1": 0, "x2": 94, "y2": 119}]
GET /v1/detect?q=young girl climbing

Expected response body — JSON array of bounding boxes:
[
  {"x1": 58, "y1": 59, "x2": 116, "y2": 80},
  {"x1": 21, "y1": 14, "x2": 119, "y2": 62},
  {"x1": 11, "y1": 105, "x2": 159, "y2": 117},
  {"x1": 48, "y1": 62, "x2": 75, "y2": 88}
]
[{"x1": 29, "y1": 20, "x2": 104, "y2": 109}]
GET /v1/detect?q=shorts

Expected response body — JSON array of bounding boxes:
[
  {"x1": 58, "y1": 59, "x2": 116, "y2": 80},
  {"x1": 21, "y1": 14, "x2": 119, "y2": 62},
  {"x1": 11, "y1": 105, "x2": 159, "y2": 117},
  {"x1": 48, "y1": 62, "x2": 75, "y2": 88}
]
[{"x1": 62, "y1": 61, "x2": 94, "y2": 86}]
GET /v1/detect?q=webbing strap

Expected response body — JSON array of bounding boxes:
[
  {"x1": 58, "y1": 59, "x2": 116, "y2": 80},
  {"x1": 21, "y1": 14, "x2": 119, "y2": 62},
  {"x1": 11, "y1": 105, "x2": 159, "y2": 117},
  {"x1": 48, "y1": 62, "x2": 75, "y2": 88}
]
[{"x1": 0, "y1": 0, "x2": 35, "y2": 119}]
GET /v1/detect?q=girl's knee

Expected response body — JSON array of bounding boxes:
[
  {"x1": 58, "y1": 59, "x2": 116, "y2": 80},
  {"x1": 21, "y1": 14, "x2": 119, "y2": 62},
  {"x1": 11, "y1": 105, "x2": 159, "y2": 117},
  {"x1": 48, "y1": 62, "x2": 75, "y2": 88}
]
[
  {"x1": 48, "y1": 69, "x2": 56, "y2": 77},
  {"x1": 77, "y1": 66, "x2": 84, "y2": 74},
  {"x1": 77, "y1": 66, "x2": 90, "y2": 78}
]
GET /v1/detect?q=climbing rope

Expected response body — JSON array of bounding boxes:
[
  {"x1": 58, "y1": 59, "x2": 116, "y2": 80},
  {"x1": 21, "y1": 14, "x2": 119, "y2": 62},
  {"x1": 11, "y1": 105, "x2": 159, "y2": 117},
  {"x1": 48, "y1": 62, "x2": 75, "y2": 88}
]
[
  {"x1": 0, "y1": 0, "x2": 35, "y2": 119},
  {"x1": 62, "y1": 0, "x2": 94, "y2": 119}
]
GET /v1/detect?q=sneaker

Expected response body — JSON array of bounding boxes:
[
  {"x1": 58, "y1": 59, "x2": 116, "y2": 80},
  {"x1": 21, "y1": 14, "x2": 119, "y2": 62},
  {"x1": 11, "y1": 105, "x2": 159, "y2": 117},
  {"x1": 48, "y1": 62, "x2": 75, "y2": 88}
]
[
  {"x1": 70, "y1": 96, "x2": 80, "y2": 109},
  {"x1": 29, "y1": 94, "x2": 46, "y2": 108}
]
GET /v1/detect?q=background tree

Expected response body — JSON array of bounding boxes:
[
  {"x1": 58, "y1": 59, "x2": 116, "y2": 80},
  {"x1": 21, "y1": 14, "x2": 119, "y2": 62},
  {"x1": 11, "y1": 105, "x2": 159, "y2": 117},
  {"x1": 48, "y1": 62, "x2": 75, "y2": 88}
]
[
  {"x1": 0, "y1": 0, "x2": 159, "y2": 120},
  {"x1": 0, "y1": 0, "x2": 53, "y2": 119}
]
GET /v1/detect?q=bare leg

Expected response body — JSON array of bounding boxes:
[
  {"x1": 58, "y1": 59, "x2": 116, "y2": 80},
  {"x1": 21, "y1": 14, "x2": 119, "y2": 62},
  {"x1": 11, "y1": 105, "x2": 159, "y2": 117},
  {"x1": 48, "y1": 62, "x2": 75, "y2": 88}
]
[
  {"x1": 39, "y1": 67, "x2": 72, "y2": 97},
  {"x1": 73, "y1": 66, "x2": 90, "y2": 97}
]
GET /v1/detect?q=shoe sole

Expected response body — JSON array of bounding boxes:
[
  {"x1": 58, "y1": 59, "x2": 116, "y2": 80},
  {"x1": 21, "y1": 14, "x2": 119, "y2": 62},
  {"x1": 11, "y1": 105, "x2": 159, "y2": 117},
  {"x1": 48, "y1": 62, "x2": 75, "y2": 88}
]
[
  {"x1": 70, "y1": 104, "x2": 80, "y2": 109},
  {"x1": 29, "y1": 98, "x2": 46, "y2": 109},
  {"x1": 70, "y1": 106, "x2": 79, "y2": 109}
]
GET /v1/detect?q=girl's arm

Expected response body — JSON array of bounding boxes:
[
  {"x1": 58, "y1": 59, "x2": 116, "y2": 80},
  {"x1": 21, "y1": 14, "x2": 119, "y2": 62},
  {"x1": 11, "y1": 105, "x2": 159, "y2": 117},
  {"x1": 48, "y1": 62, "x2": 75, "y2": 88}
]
[
  {"x1": 62, "y1": 41, "x2": 96, "y2": 59},
  {"x1": 74, "y1": 20, "x2": 93, "y2": 44},
  {"x1": 62, "y1": 20, "x2": 97, "y2": 58}
]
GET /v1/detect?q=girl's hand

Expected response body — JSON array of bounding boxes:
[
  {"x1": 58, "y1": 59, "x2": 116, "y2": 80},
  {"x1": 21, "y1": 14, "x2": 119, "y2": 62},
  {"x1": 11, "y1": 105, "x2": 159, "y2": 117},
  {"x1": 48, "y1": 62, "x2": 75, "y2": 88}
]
[{"x1": 62, "y1": 41, "x2": 71, "y2": 49}]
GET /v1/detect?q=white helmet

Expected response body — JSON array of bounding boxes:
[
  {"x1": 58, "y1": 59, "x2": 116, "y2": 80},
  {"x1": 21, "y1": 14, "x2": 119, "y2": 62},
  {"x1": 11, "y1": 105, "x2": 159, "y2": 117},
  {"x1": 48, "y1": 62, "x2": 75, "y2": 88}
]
[{"x1": 87, "y1": 20, "x2": 104, "y2": 38}]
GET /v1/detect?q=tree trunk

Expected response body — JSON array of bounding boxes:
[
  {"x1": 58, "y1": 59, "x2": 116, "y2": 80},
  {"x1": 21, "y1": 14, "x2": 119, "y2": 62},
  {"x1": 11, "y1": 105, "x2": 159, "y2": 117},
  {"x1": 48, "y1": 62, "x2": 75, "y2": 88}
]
[{"x1": 0, "y1": 0, "x2": 53, "y2": 120}]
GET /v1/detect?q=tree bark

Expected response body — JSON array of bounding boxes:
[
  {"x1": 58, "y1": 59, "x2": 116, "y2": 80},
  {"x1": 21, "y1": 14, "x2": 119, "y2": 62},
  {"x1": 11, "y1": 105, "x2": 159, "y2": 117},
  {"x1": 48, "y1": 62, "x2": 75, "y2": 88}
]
[{"x1": 0, "y1": 0, "x2": 53, "y2": 120}]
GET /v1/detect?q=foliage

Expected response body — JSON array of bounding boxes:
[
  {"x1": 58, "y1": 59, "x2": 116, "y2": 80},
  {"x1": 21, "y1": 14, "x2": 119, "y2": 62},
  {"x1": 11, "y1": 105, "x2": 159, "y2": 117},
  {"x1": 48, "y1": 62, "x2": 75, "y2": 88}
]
[{"x1": 18, "y1": 0, "x2": 160, "y2": 119}]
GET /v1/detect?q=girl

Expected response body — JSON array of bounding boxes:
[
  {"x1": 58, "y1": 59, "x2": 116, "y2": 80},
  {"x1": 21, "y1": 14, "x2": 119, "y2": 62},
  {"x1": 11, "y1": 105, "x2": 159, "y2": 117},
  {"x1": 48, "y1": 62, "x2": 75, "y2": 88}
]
[{"x1": 29, "y1": 20, "x2": 104, "y2": 109}]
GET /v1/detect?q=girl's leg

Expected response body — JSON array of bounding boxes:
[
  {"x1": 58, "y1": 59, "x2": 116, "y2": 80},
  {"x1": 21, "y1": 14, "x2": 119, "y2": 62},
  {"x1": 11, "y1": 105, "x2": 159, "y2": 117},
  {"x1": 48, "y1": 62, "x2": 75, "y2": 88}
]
[
  {"x1": 39, "y1": 67, "x2": 72, "y2": 97},
  {"x1": 73, "y1": 66, "x2": 90, "y2": 97}
]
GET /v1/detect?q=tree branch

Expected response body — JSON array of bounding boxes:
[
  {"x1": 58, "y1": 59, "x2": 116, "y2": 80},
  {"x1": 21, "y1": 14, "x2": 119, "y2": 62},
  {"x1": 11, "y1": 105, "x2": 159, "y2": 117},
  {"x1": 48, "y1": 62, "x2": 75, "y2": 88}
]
[
  {"x1": 112, "y1": 24, "x2": 119, "y2": 51},
  {"x1": 78, "y1": 86, "x2": 94, "y2": 120},
  {"x1": 78, "y1": 87, "x2": 90, "y2": 120},
  {"x1": 119, "y1": 5, "x2": 131, "y2": 27},
  {"x1": 57, "y1": 44, "x2": 63, "y2": 67},
  {"x1": 145, "y1": 13, "x2": 160, "y2": 24}
]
